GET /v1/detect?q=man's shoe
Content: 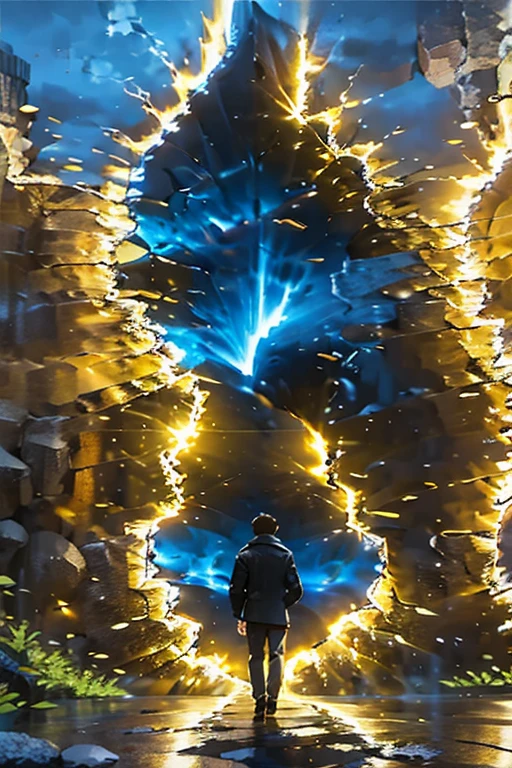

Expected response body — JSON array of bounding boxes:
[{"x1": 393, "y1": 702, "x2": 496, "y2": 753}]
[
  {"x1": 266, "y1": 698, "x2": 277, "y2": 716},
  {"x1": 254, "y1": 695, "x2": 266, "y2": 720}
]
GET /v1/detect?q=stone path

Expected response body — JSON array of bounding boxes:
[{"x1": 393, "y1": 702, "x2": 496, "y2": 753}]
[{"x1": 13, "y1": 694, "x2": 512, "y2": 767}]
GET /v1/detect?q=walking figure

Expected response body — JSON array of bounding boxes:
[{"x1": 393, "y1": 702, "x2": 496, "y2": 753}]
[{"x1": 229, "y1": 514, "x2": 303, "y2": 720}]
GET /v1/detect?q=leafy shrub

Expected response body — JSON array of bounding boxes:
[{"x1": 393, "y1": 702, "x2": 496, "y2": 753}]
[
  {"x1": 0, "y1": 621, "x2": 126, "y2": 699},
  {"x1": 441, "y1": 667, "x2": 512, "y2": 688},
  {"x1": 29, "y1": 645, "x2": 126, "y2": 698},
  {"x1": 0, "y1": 620, "x2": 41, "y2": 656},
  {"x1": 0, "y1": 683, "x2": 57, "y2": 714}
]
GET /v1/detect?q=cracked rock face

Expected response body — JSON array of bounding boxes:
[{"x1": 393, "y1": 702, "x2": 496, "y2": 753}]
[
  {"x1": 417, "y1": 1, "x2": 511, "y2": 130},
  {"x1": 0, "y1": 172, "x2": 233, "y2": 694},
  {"x1": 288, "y1": 86, "x2": 512, "y2": 699},
  {"x1": 2, "y1": 3, "x2": 512, "y2": 699},
  {"x1": 119, "y1": 5, "x2": 512, "y2": 694}
]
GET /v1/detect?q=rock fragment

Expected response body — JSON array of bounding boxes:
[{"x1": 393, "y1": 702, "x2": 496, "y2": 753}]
[
  {"x1": 61, "y1": 745, "x2": 119, "y2": 767},
  {"x1": 0, "y1": 732, "x2": 59, "y2": 766}
]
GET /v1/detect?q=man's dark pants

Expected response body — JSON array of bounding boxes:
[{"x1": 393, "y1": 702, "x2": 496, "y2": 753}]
[{"x1": 246, "y1": 622, "x2": 287, "y2": 700}]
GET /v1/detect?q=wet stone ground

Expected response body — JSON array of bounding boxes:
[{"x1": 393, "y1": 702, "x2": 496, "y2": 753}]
[{"x1": 13, "y1": 694, "x2": 512, "y2": 768}]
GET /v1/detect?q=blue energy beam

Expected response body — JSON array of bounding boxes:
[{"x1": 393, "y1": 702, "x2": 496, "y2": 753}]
[
  {"x1": 131, "y1": 175, "x2": 333, "y2": 379},
  {"x1": 130, "y1": 215, "x2": 326, "y2": 378},
  {"x1": 238, "y1": 257, "x2": 292, "y2": 378}
]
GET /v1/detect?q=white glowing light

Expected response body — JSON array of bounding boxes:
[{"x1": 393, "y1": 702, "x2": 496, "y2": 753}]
[{"x1": 238, "y1": 285, "x2": 292, "y2": 377}]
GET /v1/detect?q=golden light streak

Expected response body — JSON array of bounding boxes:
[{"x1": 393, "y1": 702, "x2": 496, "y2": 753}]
[
  {"x1": 116, "y1": 0, "x2": 229, "y2": 158},
  {"x1": 158, "y1": 377, "x2": 208, "y2": 519},
  {"x1": 290, "y1": 34, "x2": 324, "y2": 124},
  {"x1": 272, "y1": 217, "x2": 308, "y2": 230},
  {"x1": 303, "y1": 422, "x2": 329, "y2": 479},
  {"x1": 18, "y1": 104, "x2": 39, "y2": 114}
]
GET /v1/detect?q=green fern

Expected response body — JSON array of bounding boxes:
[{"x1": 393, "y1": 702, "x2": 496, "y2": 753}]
[
  {"x1": 0, "y1": 686, "x2": 23, "y2": 715},
  {"x1": 0, "y1": 683, "x2": 57, "y2": 714},
  {"x1": 0, "y1": 620, "x2": 126, "y2": 699},
  {"x1": 27, "y1": 645, "x2": 126, "y2": 698},
  {"x1": 0, "y1": 620, "x2": 41, "y2": 654}
]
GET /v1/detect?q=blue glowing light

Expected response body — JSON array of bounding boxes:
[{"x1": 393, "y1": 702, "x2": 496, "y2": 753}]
[
  {"x1": 155, "y1": 524, "x2": 378, "y2": 606},
  {"x1": 127, "y1": 4, "x2": 360, "y2": 380},
  {"x1": 239, "y1": 271, "x2": 292, "y2": 377},
  {"x1": 131, "y1": 186, "x2": 331, "y2": 378}
]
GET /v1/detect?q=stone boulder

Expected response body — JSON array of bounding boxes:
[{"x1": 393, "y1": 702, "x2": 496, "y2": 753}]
[
  {"x1": 0, "y1": 400, "x2": 27, "y2": 452},
  {"x1": 460, "y1": 0, "x2": 507, "y2": 75},
  {"x1": 0, "y1": 446, "x2": 32, "y2": 519},
  {"x1": 26, "y1": 531, "x2": 86, "y2": 604},
  {"x1": 21, "y1": 417, "x2": 69, "y2": 496},
  {"x1": 61, "y1": 745, "x2": 119, "y2": 767},
  {"x1": 0, "y1": 519, "x2": 28, "y2": 571},
  {"x1": 0, "y1": 731, "x2": 59, "y2": 766}
]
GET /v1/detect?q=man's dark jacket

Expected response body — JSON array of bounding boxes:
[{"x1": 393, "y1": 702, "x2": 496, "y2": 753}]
[{"x1": 229, "y1": 534, "x2": 303, "y2": 626}]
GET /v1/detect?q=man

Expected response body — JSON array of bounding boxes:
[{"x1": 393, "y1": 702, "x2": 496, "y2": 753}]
[{"x1": 229, "y1": 514, "x2": 303, "y2": 720}]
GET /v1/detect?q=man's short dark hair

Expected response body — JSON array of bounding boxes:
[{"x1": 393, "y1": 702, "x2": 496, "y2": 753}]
[{"x1": 252, "y1": 514, "x2": 278, "y2": 535}]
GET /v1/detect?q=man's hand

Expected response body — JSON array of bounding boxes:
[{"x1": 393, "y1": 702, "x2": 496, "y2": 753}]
[{"x1": 237, "y1": 620, "x2": 247, "y2": 636}]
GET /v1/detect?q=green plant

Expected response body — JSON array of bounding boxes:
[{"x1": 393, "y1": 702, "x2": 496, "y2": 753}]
[
  {"x1": 441, "y1": 667, "x2": 512, "y2": 688},
  {"x1": 0, "y1": 684, "x2": 25, "y2": 715},
  {"x1": 0, "y1": 620, "x2": 126, "y2": 699},
  {"x1": 28, "y1": 645, "x2": 126, "y2": 698},
  {"x1": 0, "y1": 620, "x2": 41, "y2": 655},
  {"x1": 0, "y1": 683, "x2": 57, "y2": 714}
]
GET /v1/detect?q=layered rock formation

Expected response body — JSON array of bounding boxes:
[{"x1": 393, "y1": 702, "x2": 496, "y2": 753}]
[
  {"x1": 0, "y1": 48, "x2": 235, "y2": 695},
  {"x1": 288, "y1": 56, "x2": 512, "y2": 695},
  {"x1": 417, "y1": 1, "x2": 511, "y2": 129}
]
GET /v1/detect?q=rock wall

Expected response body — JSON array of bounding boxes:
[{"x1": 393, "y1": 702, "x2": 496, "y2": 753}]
[
  {"x1": 289, "y1": 53, "x2": 512, "y2": 696},
  {"x1": 0, "y1": 172, "x2": 235, "y2": 694},
  {"x1": 0, "y1": 40, "x2": 30, "y2": 125},
  {"x1": 418, "y1": 0, "x2": 511, "y2": 129}
]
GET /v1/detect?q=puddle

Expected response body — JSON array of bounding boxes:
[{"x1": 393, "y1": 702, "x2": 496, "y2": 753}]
[
  {"x1": 220, "y1": 748, "x2": 256, "y2": 760},
  {"x1": 281, "y1": 727, "x2": 327, "y2": 738}
]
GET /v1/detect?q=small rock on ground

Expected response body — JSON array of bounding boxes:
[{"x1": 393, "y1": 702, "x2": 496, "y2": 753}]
[
  {"x1": 122, "y1": 726, "x2": 163, "y2": 734},
  {"x1": 0, "y1": 731, "x2": 59, "y2": 766},
  {"x1": 61, "y1": 745, "x2": 119, "y2": 767}
]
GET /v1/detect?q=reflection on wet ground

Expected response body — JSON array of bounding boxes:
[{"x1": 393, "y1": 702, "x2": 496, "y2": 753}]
[{"x1": 14, "y1": 694, "x2": 512, "y2": 767}]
